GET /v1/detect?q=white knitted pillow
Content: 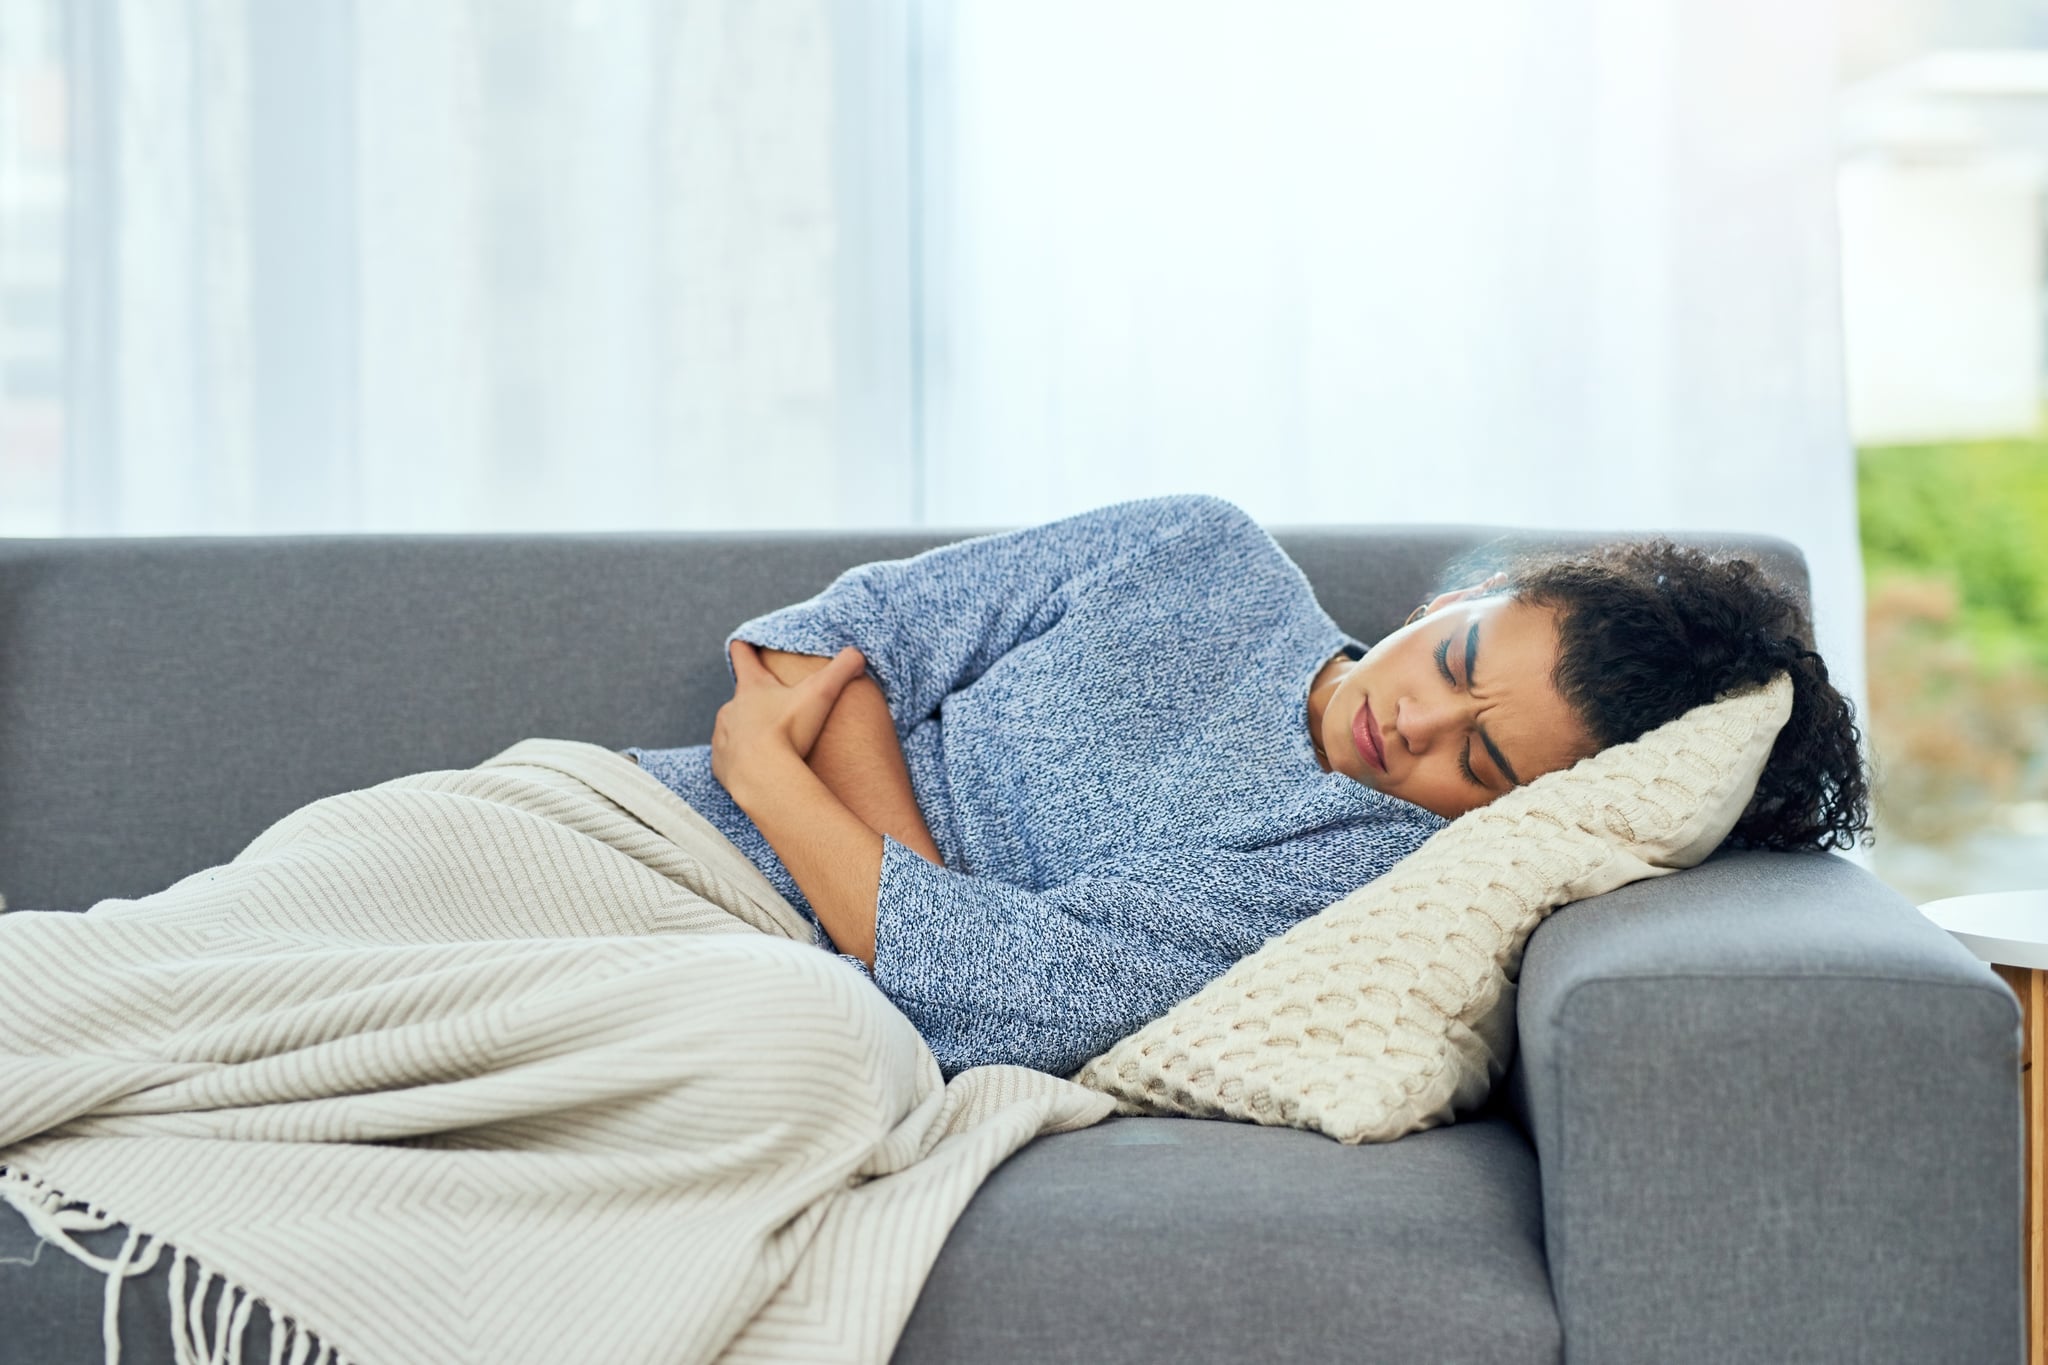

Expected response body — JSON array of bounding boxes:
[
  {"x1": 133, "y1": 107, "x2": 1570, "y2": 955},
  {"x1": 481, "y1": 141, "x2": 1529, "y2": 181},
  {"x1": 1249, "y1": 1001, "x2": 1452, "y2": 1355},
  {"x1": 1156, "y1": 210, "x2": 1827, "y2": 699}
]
[{"x1": 1071, "y1": 673, "x2": 1795, "y2": 1144}]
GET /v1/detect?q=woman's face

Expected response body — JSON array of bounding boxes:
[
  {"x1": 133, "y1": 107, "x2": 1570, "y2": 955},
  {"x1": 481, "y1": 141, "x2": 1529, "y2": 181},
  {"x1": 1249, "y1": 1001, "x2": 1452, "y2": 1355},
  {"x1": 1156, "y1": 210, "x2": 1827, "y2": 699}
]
[{"x1": 1318, "y1": 583, "x2": 1597, "y2": 820}]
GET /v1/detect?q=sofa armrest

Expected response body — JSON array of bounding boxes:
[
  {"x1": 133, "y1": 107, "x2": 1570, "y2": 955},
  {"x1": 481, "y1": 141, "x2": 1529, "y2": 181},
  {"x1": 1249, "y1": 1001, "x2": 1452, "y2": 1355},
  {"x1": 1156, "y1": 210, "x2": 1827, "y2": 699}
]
[{"x1": 1503, "y1": 849, "x2": 2024, "y2": 1364}]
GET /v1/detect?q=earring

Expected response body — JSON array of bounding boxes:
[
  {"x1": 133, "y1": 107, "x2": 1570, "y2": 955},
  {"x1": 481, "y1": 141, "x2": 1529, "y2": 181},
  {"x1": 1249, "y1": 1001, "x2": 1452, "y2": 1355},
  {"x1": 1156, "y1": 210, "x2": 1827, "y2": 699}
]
[{"x1": 1403, "y1": 602, "x2": 1430, "y2": 626}]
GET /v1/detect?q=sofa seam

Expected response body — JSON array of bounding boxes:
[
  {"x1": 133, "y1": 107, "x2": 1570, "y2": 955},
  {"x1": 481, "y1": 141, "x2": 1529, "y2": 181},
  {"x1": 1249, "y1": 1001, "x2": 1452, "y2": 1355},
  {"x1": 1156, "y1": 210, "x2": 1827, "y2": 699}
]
[{"x1": 1550, "y1": 967, "x2": 2021, "y2": 1019}]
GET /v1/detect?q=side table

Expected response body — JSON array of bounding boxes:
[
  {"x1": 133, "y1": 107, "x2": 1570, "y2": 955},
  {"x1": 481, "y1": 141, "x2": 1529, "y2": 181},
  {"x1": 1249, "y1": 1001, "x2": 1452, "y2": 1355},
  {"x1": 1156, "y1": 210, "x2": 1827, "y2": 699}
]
[{"x1": 1921, "y1": 890, "x2": 2046, "y2": 1365}]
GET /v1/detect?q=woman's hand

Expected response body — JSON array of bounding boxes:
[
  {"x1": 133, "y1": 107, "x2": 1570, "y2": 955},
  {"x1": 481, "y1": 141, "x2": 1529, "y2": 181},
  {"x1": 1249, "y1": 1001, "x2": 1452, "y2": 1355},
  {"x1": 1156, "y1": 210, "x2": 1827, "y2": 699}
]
[
  {"x1": 711, "y1": 641, "x2": 868, "y2": 803},
  {"x1": 751, "y1": 646, "x2": 947, "y2": 867}
]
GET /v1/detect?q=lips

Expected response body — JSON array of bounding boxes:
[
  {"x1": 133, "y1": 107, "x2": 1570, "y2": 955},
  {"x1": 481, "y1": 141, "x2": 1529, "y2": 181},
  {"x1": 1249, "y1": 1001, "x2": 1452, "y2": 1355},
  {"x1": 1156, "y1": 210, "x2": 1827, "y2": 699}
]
[{"x1": 1351, "y1": 697, "x2": 1386, "y2": 773}]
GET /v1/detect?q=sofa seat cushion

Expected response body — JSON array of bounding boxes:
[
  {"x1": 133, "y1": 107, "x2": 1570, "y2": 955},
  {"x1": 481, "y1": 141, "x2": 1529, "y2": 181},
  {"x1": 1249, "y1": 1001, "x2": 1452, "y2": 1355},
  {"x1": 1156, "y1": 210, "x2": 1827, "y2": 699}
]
[
  {"x1": 0, "y1": 1116, "x2": 1556, "y2": 1365},
  {"x1": 894, "y1": 1114, "x2": 1559, "y2": 1365}
]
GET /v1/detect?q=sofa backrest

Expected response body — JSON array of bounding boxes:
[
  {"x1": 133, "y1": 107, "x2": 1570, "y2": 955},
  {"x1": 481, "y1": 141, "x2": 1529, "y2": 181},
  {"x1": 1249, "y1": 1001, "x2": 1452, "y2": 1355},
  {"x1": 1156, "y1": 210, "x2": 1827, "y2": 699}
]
[{"x1": 0, "y1": 523, "x2": 1807, "y2": 911}]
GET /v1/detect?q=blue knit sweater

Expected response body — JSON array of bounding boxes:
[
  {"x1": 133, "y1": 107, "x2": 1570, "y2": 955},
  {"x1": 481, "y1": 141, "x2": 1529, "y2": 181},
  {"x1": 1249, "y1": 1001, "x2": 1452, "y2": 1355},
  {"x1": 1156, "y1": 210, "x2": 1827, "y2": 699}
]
[{"x1": 627, "y1": 493, "x2": 1445, "y2": 1079}]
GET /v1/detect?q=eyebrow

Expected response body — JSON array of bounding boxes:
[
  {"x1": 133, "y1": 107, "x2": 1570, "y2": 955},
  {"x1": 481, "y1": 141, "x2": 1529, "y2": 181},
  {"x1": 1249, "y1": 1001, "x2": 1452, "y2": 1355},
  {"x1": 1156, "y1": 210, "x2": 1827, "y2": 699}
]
[{"x1": 1465, "y1": 620, "x2": 1524, "y2": 787}]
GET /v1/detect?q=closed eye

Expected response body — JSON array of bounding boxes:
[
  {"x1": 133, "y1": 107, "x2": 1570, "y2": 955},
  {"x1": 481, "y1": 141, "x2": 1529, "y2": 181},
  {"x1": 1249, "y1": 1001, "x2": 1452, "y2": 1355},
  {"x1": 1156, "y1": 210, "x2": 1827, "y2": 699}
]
[{"x1": 1436, "y1": 637, "x2": 1488, "y2": 789}]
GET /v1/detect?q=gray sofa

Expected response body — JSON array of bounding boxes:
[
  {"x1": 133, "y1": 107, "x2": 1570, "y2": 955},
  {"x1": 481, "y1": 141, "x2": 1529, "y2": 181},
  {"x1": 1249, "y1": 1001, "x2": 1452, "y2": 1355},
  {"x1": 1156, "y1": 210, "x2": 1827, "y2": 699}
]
[{"x1": 0, "y1": 523, "x2": 2023, "y2": 1364}]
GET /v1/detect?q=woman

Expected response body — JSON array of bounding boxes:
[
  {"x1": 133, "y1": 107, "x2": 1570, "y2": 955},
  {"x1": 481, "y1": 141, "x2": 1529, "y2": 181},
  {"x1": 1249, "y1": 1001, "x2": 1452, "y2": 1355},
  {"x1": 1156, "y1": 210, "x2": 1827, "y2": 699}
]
[{"x1": 627, "y1": 494, "x2": 1869, "y2": 1078}]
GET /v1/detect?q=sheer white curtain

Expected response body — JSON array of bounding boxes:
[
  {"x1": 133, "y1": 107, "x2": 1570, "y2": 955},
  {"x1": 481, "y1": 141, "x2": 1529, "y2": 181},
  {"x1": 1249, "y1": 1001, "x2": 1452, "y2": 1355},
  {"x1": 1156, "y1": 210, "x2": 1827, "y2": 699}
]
[
  {"x1": 4, "y1": 0, "x2": 1860, "y2": 698},
  {"x1": 17, "y1": 0, "x2": 910, "y2": 535},
  {"x1": 917, "y1": 0, "x2": 1866, "y2": 708}
]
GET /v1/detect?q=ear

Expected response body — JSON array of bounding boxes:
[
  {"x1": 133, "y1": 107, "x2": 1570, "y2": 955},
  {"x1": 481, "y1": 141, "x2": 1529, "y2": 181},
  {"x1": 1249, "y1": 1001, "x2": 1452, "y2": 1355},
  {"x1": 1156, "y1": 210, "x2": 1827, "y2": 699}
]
[{"x1": 1423, "y1": 571, "x2": 1509, "y2": 616}]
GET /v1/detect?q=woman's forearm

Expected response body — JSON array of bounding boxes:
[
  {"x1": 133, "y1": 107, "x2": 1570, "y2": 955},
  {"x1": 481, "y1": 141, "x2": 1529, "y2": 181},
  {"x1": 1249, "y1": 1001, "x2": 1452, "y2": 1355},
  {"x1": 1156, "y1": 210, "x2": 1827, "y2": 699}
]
[
  {"x1": 721, "y1": 749, "x2": 882, "y2": 966},
  {"x1": 756, "y1": 649, "x2": 945, "y2": 866},
  {"x1": 811, "y1": 678, "x2": 946, "y2": 865}
]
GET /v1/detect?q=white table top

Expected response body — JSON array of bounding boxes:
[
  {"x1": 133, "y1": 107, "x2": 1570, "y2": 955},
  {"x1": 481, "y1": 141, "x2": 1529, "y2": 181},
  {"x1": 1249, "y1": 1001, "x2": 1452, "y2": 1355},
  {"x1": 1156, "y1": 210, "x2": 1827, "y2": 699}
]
[{"x1": 1919, "y1": 889, "x2": 2048, "y2": 969}]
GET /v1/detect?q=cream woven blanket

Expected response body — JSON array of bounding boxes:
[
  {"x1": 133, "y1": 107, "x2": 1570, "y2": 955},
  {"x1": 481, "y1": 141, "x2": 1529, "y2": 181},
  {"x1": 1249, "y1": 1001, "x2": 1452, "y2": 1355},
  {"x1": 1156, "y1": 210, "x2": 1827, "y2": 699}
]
[{"x1": 0, "y1": 740, "x2": 1112, "y2": 1365}]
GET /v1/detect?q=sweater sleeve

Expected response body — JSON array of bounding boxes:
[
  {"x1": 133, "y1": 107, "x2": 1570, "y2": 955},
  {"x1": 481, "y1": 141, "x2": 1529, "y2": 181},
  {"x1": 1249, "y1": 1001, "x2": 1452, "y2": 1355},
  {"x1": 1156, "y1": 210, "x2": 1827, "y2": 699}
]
[
  {"x1": 725, "y1": 493, "x2": 1247, "y2": 735},
  {"x1": 866, "y1": 835, "x2": 1257, "y2": 1079},
  {"x1": 866, "y1": 787, "x2": 1449, "y2": 1079}
]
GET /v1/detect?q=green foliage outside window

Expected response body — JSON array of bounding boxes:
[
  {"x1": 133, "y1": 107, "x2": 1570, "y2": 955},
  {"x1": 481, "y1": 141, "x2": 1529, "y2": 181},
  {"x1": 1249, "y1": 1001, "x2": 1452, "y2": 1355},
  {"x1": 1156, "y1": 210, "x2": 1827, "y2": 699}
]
[
  {"x1": 1859, "y1": 436, "x2": 2048, "y2": 668},
  {"x1": 1858, "y1": 433, "x2": 2048, "y2": 847}
]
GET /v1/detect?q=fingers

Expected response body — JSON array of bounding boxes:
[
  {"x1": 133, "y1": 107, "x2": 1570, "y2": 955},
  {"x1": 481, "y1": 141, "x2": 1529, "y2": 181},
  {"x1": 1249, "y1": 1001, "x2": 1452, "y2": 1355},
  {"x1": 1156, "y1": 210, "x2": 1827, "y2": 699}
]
[
  {"x1": 730, "y1": 640, "x2": 862, "y2": 691},
  {"x1": 728, "y1": 639, "x2": 766, "y2": 680},
  {"x1": 806, "y1": 646, "x2": 867, "y2": 696}
]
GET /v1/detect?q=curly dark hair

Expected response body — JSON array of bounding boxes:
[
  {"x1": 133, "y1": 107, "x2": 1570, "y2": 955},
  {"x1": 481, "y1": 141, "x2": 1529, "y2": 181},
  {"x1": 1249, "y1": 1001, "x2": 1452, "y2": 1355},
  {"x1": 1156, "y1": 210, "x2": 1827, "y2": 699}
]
[{"x1": 1491, "y1": 539, "x2": 1871, "y2": 853}]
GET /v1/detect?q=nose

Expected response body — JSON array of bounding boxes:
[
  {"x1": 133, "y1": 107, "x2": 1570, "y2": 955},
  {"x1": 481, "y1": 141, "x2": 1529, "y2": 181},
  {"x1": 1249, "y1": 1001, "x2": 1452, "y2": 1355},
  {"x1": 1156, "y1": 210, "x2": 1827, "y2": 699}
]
[{"x1": 1394, "y1": 694, "x2": 1457, "y2": 752}]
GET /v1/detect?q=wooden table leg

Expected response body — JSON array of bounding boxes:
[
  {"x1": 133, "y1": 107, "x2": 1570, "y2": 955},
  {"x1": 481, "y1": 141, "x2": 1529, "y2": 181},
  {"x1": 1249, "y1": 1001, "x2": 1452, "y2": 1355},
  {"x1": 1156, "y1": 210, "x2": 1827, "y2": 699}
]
[{"x1": 1994, "y1": 963, "x2": 2044, "y2": 1365}]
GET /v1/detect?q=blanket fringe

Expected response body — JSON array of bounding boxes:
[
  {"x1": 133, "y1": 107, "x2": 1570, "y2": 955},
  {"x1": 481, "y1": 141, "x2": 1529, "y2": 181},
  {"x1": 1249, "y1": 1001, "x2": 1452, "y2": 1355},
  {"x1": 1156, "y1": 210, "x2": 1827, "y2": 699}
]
[{"x1": 0, "y1": 1166, "x2": 346, "y2": 1365}]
